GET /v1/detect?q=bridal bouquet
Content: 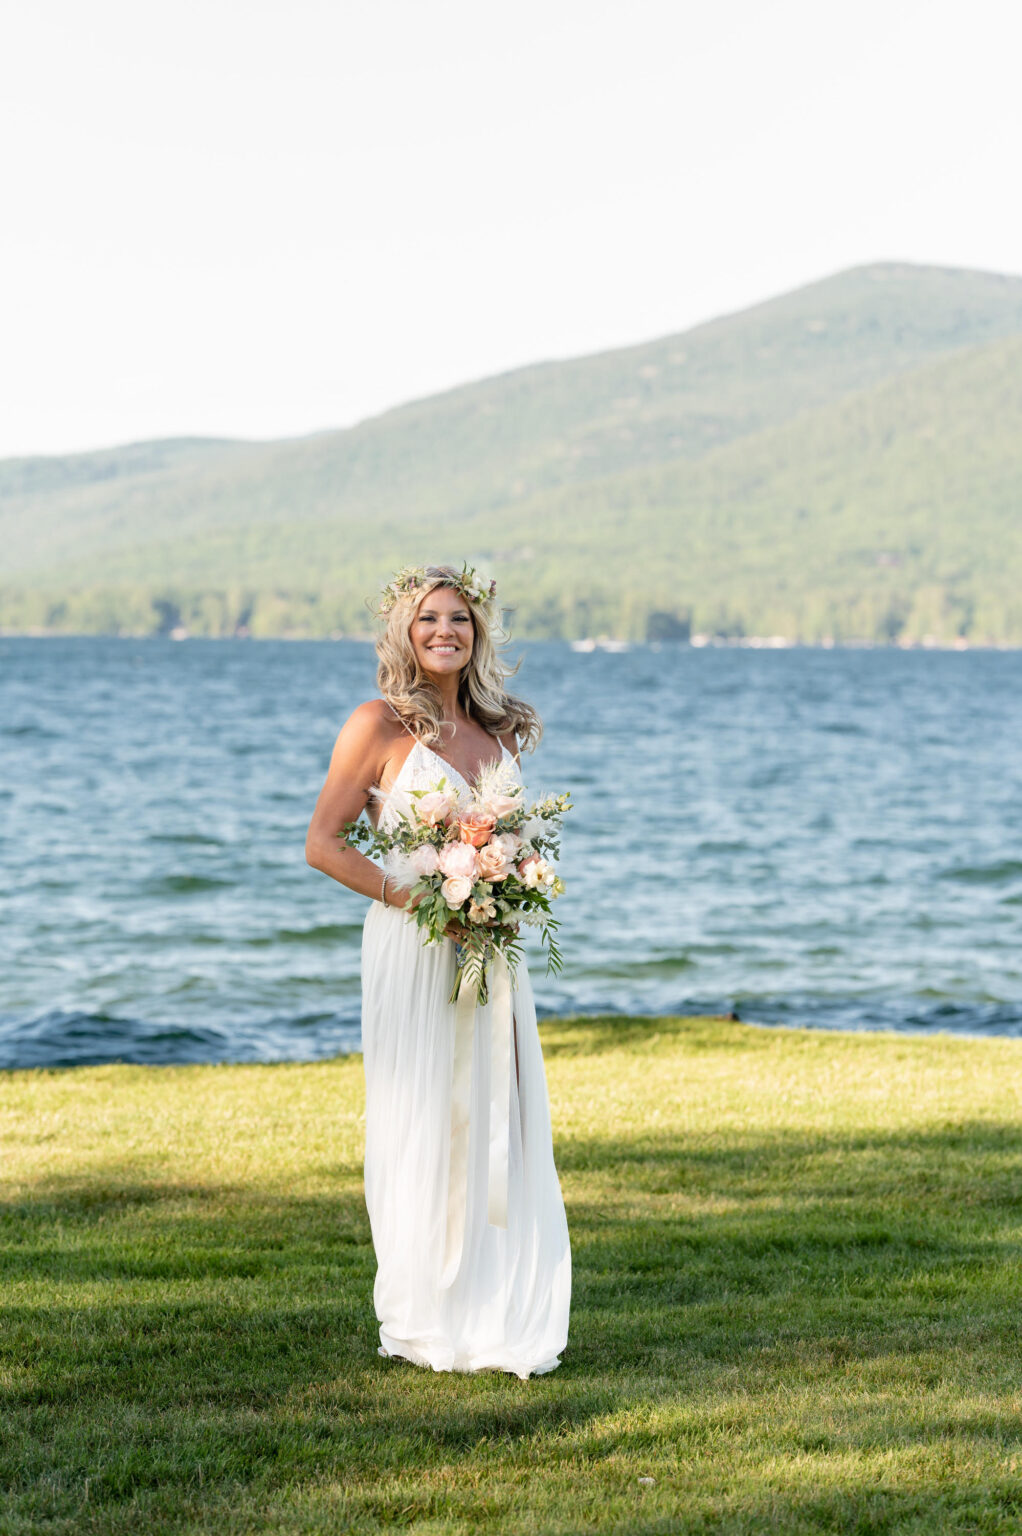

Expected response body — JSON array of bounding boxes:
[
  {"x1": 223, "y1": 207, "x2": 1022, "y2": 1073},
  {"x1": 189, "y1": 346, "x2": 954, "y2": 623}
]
[{"x1": 341, "y1": 760, "x2": 571, "y2": 1005}]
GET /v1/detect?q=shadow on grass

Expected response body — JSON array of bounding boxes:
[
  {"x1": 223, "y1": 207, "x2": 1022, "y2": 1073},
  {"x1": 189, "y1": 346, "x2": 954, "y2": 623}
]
[
  {"x1": 2, "y1": 1121, "x2": 1021, "y2": 1529},
  {"x1": 646, "y1": 1483, "x2": 1022, "y2": 1536}
]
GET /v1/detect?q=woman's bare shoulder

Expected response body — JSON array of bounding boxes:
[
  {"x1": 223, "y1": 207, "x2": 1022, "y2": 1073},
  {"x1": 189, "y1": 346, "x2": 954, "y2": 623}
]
[
  {"x1": 498, "y1": 727, "x2": 521, "y2": 762},
  {"x1": 349, "y1": 696, "x2": 398, "y2": 725},
  {"x1": 339, "y1": 698, "x2": 403, "y2": 747}
]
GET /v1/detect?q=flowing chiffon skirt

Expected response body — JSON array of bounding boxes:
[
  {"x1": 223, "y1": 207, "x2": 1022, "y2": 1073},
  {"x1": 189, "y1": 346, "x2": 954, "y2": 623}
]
[{"x1": 360, "y1": 899, "x2": 571, "y2": 1377}]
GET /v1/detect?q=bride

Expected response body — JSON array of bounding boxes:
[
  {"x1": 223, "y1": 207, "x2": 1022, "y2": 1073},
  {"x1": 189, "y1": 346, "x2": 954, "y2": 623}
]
[{"x1": 305, "y1": 563, "x2": 571, "y2": 1378}]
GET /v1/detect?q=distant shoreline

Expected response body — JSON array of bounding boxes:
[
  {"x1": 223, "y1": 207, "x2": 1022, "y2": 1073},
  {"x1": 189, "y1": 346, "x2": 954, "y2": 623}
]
[{"x1": 2, "y1": 630, "x2": 1021, "y2": 652}]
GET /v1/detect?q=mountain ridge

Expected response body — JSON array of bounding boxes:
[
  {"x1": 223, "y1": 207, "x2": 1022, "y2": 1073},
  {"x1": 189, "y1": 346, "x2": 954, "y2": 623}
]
[{"x1": 3, "y1": 261, "x2": 1022, "y2": 643}]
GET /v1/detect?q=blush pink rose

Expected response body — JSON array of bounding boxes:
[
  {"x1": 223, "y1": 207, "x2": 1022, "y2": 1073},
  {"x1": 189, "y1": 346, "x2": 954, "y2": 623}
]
[
  {"x1": 438, "y1": 840, "x2": 478, "y2": 879},
  {"x1": 490, "y1": 831, "x2": 522, "y2": 861},
  {"x1": 481, "y1": 792, "x2": 522, "y2": 820},
  {"x1": 476, "y1": 841, "x2": 511, "y2": 882},
  {"x1": 441, "y1": 874, "x2": 473, "y2": 909},
  {"x1": 414, "y1": 790, "x2": 457, "y2": 828},
  {"x1": 459, "y1": 808, "x2": 498, "y2": 848},
  {"x1": 410, "y1": 844, "x2": 440, "y2": 877}
]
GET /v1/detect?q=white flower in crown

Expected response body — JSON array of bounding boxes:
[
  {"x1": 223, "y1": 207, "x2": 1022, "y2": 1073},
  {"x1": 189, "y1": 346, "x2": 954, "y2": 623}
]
[
  {"x1": 464, "y1": 566, "x2": 496, "y2": 603},
  {"x1": 377, "y1": 562, "x2": 497, "y2": 616}
]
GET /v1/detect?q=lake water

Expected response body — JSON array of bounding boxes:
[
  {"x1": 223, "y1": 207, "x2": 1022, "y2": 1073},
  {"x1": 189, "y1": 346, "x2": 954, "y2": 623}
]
[{"x1": 2, "y1": 637, "x2": 1020, "y2": 1069}]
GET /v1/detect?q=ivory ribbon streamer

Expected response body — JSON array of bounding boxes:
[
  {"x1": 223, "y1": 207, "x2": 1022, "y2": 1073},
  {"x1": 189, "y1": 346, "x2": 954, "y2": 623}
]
[
  {"x1": 439, "y1": 949, "x2": 514, "y2": 1289},
  {"x1": 487, "y1": 953, "x2": 513, "y2": 1229}
]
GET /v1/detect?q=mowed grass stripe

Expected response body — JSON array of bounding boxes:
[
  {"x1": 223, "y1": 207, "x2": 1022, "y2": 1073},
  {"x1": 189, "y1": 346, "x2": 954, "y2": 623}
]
[{"x1": 2, "y1": 1014, "x2": 1021, "y2": 1535}]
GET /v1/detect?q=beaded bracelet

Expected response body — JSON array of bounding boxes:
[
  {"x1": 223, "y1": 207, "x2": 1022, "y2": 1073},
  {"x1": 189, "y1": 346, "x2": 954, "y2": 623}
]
[{"x1": 380, "y1": 870, "x2": 390, "y2": 906}]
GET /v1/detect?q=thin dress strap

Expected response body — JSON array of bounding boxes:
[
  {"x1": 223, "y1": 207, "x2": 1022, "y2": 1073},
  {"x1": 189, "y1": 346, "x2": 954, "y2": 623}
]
[
  {"x1": 374, "y1": 703, "x2": 420, "y2": 806},
  {"x1": 385, "y1": 701, "x2": 419, "y2": 742}
]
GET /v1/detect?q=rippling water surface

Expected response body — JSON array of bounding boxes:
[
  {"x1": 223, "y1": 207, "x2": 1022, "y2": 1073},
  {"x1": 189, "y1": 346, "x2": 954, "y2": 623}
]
[{"x1": 2, "y1": 637, "x2": 1020, "y2": 1067}]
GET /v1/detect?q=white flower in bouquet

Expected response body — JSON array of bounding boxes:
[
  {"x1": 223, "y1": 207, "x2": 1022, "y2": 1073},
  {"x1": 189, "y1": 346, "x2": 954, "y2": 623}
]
[
  {"x1": 341, "y1": 767, "x2": 572, "y2": 1006},
  {"x1": 518, "y1": 853, "x2": 555, "y2": 892},
  {"x1": 441, "y1": 874, "x2": 474, "y2": 908}
]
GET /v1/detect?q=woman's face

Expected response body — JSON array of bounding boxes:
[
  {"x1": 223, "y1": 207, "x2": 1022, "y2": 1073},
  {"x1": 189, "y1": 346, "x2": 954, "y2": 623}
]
[{"x1": 410, "y1": 585, "x2": 474, "y2": 679}]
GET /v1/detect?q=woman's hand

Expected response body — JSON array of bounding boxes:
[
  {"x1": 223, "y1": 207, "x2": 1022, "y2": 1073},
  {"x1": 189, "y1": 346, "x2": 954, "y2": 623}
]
[
  {"x1": 386, "y1": 884, "x2": 518, "y2": 943},
  {"x1": 443, "y1": 916, "x2": 520, "y2": 942},
  {"x1": 386, "y1": 885, "x2": 468, "y2": 942}
]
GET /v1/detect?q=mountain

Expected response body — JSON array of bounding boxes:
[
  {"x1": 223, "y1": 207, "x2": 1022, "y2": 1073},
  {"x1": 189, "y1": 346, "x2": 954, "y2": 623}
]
[{"x1": 3, "y1": 261, "x2": 1022, "y2": 642}]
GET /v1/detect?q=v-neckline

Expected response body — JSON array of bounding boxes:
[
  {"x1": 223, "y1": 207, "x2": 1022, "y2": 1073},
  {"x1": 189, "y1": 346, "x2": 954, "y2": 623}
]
[
  {"x1": 413, "y1": 737, "x2": 510, "y2": 792},
  {"x1": 373, "y1": 737, "x2": 516, "y2": 829}
]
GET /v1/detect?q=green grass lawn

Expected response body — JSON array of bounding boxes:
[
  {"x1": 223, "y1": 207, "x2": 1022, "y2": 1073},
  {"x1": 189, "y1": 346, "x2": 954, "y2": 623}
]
[{"x1": 2, "y1": 1014, "x2": 1021, "y2": 1534}]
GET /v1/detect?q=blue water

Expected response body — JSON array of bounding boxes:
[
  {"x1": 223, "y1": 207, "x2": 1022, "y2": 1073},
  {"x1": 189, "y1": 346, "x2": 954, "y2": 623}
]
[{"x1": 1, "y1": 637, "x2": 1020, "y2": 1069}]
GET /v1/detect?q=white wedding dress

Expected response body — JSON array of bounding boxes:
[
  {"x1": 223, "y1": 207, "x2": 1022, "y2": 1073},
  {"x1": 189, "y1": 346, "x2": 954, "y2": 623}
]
[{"x1": 360, "y1": 734, "x2": 571, "y2": 1378}]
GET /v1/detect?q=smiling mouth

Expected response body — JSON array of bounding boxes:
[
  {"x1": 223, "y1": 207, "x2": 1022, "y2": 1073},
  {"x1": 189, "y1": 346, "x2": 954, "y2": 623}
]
[{"x1": 428, "y1": 644, "x2": 460, "y2": 653}]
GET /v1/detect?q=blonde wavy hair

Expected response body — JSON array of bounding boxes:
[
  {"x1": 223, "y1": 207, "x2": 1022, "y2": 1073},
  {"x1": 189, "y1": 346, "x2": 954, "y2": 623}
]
[{"x1": 375, "y1": 565, "x2": 542, "y2": 751}]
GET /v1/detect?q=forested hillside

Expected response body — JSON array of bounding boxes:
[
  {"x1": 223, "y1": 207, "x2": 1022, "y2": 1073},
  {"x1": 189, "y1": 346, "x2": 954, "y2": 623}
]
[{"x1": 3, "y1": 262, "x2": 1022, "y2": 642}]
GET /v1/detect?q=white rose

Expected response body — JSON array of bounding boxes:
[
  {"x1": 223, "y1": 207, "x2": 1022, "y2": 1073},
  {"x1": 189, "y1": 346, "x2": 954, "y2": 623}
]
[{"x1": 441, "y1": 874, "x2": 473, "y2": 909}]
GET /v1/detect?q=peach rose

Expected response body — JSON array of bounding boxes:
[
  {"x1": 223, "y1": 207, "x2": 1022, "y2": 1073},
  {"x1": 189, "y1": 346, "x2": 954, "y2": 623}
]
[
  {"x1": 438, "y1": 840, "x2": 478, "y2": 879},
  {"x1": 459, "y1": 807, "x2": 498, "y2": 848},
  {"x1": 476, "y1": 841, "x2": 511, "y2": 882},
  {"x1": 441, "y1": 874, "x2": 473, "y2": 909},
  {"x1": 414, "y1": 789, "x2": 457, "y2": 828},
  {"x1": 410, "y1": 843, "x2": 440, "y2": 877}
]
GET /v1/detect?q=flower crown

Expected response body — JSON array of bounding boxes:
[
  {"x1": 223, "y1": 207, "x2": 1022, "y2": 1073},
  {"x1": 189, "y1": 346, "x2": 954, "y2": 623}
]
[{"x1": 377, "y1": 563, "x2": 497, "y2": 617}]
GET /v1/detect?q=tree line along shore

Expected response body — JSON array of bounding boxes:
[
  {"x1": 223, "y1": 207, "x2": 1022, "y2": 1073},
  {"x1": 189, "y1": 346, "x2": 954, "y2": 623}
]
[{"x1": 4, "y1": 261, "x2": 1022, "y2": 650}]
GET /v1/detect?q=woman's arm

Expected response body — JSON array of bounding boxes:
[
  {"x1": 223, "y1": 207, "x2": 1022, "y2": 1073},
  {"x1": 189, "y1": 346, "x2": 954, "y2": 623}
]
[{"x1": 304, "y1": 701, "x2": 414, "y2": 907}]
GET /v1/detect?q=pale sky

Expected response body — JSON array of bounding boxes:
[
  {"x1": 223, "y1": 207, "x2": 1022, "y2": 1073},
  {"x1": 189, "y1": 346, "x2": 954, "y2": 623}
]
[{"x1": 2, "y1": 0, "x2": 1020, "y2": 459}]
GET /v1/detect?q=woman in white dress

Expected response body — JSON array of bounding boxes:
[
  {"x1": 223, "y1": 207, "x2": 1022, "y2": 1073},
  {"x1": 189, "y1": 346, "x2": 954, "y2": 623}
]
[{"x1": 305, "y1": 564, "x2": 571, "y2": 1378}]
